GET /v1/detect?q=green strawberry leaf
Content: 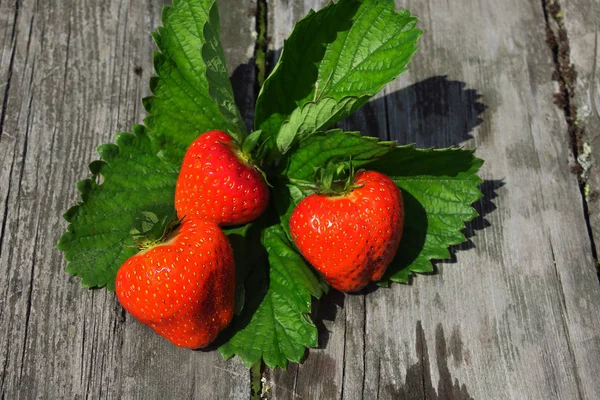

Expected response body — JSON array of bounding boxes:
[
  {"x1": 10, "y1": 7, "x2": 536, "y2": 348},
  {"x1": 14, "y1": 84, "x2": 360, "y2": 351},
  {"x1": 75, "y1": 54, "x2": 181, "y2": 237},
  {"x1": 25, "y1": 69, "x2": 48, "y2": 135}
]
[
  {"x1": 279, "y1": 130, "x2": 395, "y2": 180},
  {"x1": 58, "y1": 126, "x2": 179, "y2": 290},
  {"x1": 144, "y1": 0, "x2": 246, "y2": 163},
  {"x1": 255, "y1": 0, "x2": 421, "y2": 152},
  {"x1": 364, "y1": 147, "x2": 484, "y2": 283},
  {"x1": 219, "y1": 224, "x2": 323, "y2": 369},
  {"x1": 242, "y1": 130, "x2": 263, "y2": 155},
  {"x1": 275, "y1": 97, "x2": 357, "y2": 154}
]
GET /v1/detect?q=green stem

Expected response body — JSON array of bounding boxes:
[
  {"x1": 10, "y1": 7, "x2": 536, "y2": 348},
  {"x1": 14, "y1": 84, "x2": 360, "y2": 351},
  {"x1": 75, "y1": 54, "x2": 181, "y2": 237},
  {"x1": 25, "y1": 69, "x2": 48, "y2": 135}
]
[{"x1": 250, "y1": 361, "x2": 263, "y2": 399}]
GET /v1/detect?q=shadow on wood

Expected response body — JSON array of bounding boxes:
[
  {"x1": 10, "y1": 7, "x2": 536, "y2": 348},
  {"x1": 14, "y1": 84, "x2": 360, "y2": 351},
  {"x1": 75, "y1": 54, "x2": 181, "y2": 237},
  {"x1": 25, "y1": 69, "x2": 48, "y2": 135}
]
[
  {"x1": 312, "y1": 290, "x2": 345, "y2": 349},
  {"x1": 230, "y1": 57, "x2": 257, "y2": 131},
  {"x1": 344, "y1": 75, "x2": 486, "y2": 148},
  {"x1": 388, "y1": 321, "x2": 474, "y2": 400},
  {"x1": 440, "y1": 179, "x2": 505, "y2": 266}
]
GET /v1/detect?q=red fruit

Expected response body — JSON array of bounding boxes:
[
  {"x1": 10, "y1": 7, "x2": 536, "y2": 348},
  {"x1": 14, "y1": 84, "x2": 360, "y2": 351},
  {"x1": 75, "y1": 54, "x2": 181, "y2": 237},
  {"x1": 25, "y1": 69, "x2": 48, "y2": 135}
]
[
  {"x1": 289, "y1": 171, "x2": 404, "y2": 292},
  {"x1": 175, "y1": 130, "x2": 270, "y2": 226},
  {"x1": 115, "y1": 217, "x2": 235, "y2": 349}
]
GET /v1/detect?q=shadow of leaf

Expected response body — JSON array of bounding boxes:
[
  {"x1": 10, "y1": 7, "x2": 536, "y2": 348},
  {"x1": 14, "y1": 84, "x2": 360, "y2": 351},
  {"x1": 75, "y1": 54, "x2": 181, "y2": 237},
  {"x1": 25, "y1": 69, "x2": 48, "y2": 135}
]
[
  {"x1": 342, "y1": 75, "x2": 487, "y2": 148},
  {"x1": 385, "y1": 321, "x2": 474, "y2": 399},
  {"x1": 440, "y1": 179, "x2": 505, "y2": 264}
]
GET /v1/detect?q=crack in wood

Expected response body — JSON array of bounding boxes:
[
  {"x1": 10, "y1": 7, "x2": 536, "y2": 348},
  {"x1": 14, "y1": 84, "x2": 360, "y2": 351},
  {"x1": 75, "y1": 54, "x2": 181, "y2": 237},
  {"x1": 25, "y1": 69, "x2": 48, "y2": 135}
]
[
  {"x1": 592, "y1": 31, "x2": 599, "y2": 125},
  {"x1": 418, "y1": 322, "x2": 427, "y2": 400},
  {"x1": 80, "y1": 316, "x2": 87, "y2": 387},
  {"x1": 291, "y1": 361, "x2": 299, "y2": 397},
  {"x1": 360, "y1": 294, "x2": 367, "y2": 399},
  {"x1": 548, "y1": 238, "x2": 585, "y2": 400},
  {"x1": 17, "y1": 223, "x2": 40, "y2": 384},
  {"x1": 542, "y1": 0, "x2": 600, "y2": 279},
  {"x1": 339, "y1": 305, "x2": 348, "y2": 400},
  {"x1": 0, "y1": 158, "x2": 14, "y2": 260},
  {"x1": 3, "y1": 79, "x2": 37, "y2": 391},
  {"x1": 189, "y1": 367, "x2": 196, "y2": 399},
  {"x1": 0, "y1": 323, "x2": 9, "y2": 393},
  {"x1": 0, "y1": 0, "x2": 19, "y2": 141},
  {"x1": 374, "y1": 358, "x2": 380, "y2": 400},
  {"x1": 84, "y1": 297, "x2": 96, "y2": 400}
]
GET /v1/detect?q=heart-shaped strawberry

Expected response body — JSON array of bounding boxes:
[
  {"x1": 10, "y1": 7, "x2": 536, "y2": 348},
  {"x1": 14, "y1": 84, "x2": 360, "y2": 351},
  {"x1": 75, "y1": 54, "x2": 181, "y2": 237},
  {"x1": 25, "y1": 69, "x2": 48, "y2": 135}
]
[
  {"x1": 175, "y1": 130, "x2": 270, "y2": 226},
  {"x1": 115, "y1": 217, "x2": 235, "y2": 348},
  {"x1": 290, "y1": 170, "x2": 404, "y2": 292}
]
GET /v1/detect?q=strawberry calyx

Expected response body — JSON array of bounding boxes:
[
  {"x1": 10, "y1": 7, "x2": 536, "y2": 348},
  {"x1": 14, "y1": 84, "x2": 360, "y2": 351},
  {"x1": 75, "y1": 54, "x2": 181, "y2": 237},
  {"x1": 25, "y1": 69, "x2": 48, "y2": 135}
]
[
  {"x1": 240, "y1": 130, "x2": 262, "y2": 156},
  {"x1": 292, "y1": 162, "x2": 363, "y2": 196},
  {"x1": 230, "y1": 129, "x2": 264, "y2": 167},
  {"x1": 229, "y1": 131, "x2": 272, "y2": 187},
  {"x1": 230, "y1": 144, "x2": 255, "y2": 167},
  {"x1": 130, "y1": 211, "x2": 183, "y2": 252},
  {"x1": 230, "y1": 146, "x2": 271, "y2": 187}
]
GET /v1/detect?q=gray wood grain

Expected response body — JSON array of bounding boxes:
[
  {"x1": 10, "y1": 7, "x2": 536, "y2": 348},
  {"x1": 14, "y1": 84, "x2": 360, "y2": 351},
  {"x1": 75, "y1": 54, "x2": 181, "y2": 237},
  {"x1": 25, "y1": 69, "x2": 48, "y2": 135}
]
[
  {"x1": 0, "y1": 0, "x2": 255, "y2": 398},
  {"x1": 550, "y1": 1, "x2": 600, "y2": 396},
  {"x1": 266, "y1": 0, "x2": 600, "y2": 399},
  {"x1": 558, "y1": 0, "x2": 600, "y2": 262}
]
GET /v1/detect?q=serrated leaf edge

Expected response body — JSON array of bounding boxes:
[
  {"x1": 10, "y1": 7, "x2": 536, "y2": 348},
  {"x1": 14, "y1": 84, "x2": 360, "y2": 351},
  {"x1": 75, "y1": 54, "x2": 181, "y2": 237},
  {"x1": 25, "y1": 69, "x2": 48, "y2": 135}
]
[{"x1": 382, "y1": 152, "x2": 484, "y2": 283}]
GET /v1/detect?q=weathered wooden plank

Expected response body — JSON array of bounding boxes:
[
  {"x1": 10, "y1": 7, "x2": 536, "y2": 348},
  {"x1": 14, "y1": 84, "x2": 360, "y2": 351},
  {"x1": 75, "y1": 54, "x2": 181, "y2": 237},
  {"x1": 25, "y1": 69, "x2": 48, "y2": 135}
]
[
  {"x1": 0, "y1": 0, "x2": 255, "y2": 398},
  {"x1": 552, "y1": 0, "x2": 600, "y2": 395},
  {"x1": 0, "y1": 0, "x2": 16, "y2": 118},
  {"x1": 557, "y1": 0, "x2": 600, "y2": 259},
  {"x1": 267, "y1": 0, "x2": 600, "y2": 399}
]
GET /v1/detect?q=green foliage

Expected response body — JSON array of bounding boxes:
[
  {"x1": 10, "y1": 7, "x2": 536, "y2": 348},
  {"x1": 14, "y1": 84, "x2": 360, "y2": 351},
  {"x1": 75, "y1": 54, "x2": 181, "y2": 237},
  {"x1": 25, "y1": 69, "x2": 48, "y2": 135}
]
[
  {"x1": 145, "y1": 0, "x2": 245, "y2": 163},
  {"x1": 279, "y1": 130, "x2": 395, "y2": 180},
  {"x1": 219, "y1": 225, "x2": 323, "y2": 369},
  {"x1": 242, "y1": 130, "x2": 263, "y2": 155},
  {"x1": 255, "y1": 0, "x2": 421, "y2": 153},
  {"x1": 275, "y1": 98, "x2": 357, "y2": 153},
  {"x1": 57, "y1": 126, "x2": 178, "y2": 290}
]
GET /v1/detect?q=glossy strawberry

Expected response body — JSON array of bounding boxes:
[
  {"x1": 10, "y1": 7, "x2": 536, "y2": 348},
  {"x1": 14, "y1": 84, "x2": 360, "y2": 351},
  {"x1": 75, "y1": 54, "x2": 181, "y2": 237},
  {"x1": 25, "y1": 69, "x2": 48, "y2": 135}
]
[
  {"x1": 290, "y1": 171, "x2": 404, "y2": 292},
  {"x1": 115, "y1": 217, "x2": 235, "y2": 348},
  {"x1": 175, "y1": 130, "x2": 269, "y2": 226}
]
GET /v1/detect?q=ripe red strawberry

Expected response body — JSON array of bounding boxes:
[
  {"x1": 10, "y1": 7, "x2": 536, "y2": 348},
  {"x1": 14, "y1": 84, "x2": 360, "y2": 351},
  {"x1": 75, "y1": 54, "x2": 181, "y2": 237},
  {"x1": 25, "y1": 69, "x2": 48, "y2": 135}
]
[
  {"x1": 175, "y1": 130, "x2": 270, "y2": 226},
  {"x1": 115, "y1": 217, "x2": 235, "y2": 349},
  {"x1": 289, "y1": 170, "x2": 404, "y2": 292}
]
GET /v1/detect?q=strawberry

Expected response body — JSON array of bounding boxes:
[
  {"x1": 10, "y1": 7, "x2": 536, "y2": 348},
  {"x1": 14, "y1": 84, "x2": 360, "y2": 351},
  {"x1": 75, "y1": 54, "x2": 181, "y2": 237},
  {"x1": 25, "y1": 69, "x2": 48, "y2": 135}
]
[
  {"x1": 175, "y1": 130, "x2": 270, "y2": 226},
  {"x1": 115, "y1": 217, "x2": 235, "y2": 348},
  {"x1": 289, "y1": 170, "x2": 404, "y2": 292}
]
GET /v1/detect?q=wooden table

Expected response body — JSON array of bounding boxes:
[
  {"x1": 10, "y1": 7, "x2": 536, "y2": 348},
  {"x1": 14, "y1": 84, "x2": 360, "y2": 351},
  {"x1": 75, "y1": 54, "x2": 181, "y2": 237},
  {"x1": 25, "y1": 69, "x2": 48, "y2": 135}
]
[{"x1": 2, "y1": 0, "x2": 600, "y2": 398}]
